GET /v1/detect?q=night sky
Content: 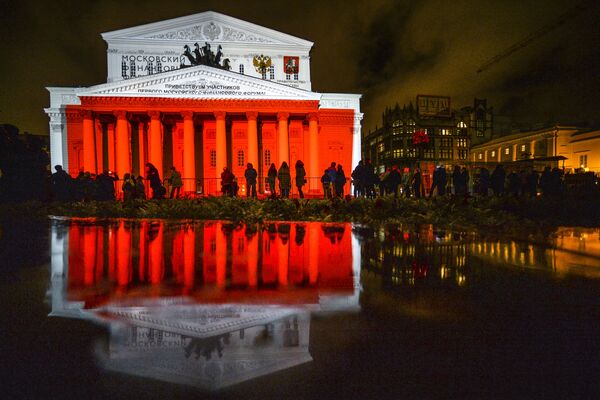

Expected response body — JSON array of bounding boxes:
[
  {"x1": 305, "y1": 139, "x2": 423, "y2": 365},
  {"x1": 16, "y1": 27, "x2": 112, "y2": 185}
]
[{"x1": 1, "y1": 0, "x2": 599, "y2": 135}]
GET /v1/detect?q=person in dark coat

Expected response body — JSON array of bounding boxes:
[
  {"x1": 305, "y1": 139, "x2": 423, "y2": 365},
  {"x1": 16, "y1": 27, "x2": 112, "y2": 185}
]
[
  {"x1": 278, "y1": 162, "x2": 292, "y2": 198},
  {"x1": 429, "y1": 165, "x2": 447, "y2": 198},
  {"x1": 135, "y1": 176, "x2": 146, "y2": 199},
  {"x1": 491, "y1": 164, "x2": 506, "y2": 196},
  {"x1": 351, "y1": 161, "x2": 365, "y2": 197},
  {"x1": 525, "y1": 168, "x2": 538, "y2": 196},
  {"x1": 51, "y1": 165, "x2": 72, "y2": 201},
  {"x1": 122, "y1": 173, "x2": 135, "y2": 201},
  {"x1": 327, "y1": 162, "x2": 337, "y2": 185},
  {"x1": 97, "y1": 170, "x2": 118, "y2": 201},
  {"x1": 364, "y1": 159, "x2": 377, "y2": 198},
  {"x1": 452, "y1": 166, "x2": 463, "y2": 196},
  {"x1": 267, "y1": 163, "x2": 277, "y2": 197},
  {"x1": 221, "y1": 167, "x2": 234, "y2": 196},
  {"x1": 321, "y1": 169, "x2": 332, "y2": 199},
  {"x1": 461, "y1": 167, "x2": 470, "y2": 195},
  {"x1": 295, "y1": 160, "x2": 306, "y2": 198},
  {"x1": 244, "y1": 163, "x2": 258, "y2": 198},
  {"x1": 387, "y1": 166, "x2": 402, "y2": 197},
  {"x1": 412, "y1": 168, "x2": 422, "y2": 198},
  {"x1": 507, "y1": 171, "x2": 520, "y2": 196},
  {"x1": 334, "y1": 165, "x2": 347, "y2": 197},
  {"x1": 479, "y1": 167, "x2": 490, "y2": 196},
  {"x1": 145, "y1": 163, "x2": 163, "y2": 199}
]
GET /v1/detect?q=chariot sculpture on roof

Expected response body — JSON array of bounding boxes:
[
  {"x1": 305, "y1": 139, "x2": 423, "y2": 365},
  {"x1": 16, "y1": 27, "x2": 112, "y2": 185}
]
[{"x1": 180, "y1": 42, "x2": 231, "y2": 70}]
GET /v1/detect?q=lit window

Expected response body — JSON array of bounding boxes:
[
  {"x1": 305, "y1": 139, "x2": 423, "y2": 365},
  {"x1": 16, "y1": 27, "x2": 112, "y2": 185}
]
[
  {"x1": 457, "y1": 121, "x2": 467, "y2": 128},
  {"x1": 458, "y1": 149, "x2": 468, "y2": 160},
  {"x1": 491, "y1": 150, "x2": 496, "y2": 157},
  {"x1": 264, "y1": 149, "x2": 271, "y2": 166},
  {"x1": 505, "y1": 148, "x2": 510, "y2": 155},
  {"x1": 378, "y1": 142, "x2": 385, "y2": 152},
  {"x1": 440, "y1": 138, "x2": 453, "y2": 147},
  {"x1": 521, "y1": 144, "x2": 526, "y2": 152},
  {"x1": 457, "y1": 138, "x2": 467, "y2": 147},
  {"x1": 439, "y1": 149, "x2": 452, "y2": 159},
  {"x1": 440, "y1": 129, "x2": 451, "y2": 136},
  {"x1": 269, "y1": 66, "x2": 275, "y2": 80},
  {"x1": 393, "y1": 149, "x2": 402, "y2": 158},
  {"x1": 210, "y1": 150, "x2": 217, "y2": 167},
  {"x1": 239, "y1": 64, "x2": 245, "y2": 75},
  {"x1": 238, "y1": 150, "x2": 245, "y2": 167},
  {"x1": 478, "y1": 153, "x2": 483, "y2": 160},
  {"x1": 392, "y1": 120, "x2": 402, "y2": 135},
  {"x1": 423, "y1": 149, "x2": 434, "y2": 159},
  {"x1": 580, "y1": 154, "x2": 588, "y2": 168}
]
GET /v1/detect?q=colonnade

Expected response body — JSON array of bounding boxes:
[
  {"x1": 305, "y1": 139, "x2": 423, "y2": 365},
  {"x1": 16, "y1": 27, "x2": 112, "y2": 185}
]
[{"x1": 79, "y1": 109, "x2": 321, "y2": 194}]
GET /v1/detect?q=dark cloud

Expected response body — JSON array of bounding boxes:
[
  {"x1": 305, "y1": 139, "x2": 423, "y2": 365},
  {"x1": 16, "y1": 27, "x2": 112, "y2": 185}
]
[{"x1": 0, "y1": 0, "x2": 599, "y2": 135}]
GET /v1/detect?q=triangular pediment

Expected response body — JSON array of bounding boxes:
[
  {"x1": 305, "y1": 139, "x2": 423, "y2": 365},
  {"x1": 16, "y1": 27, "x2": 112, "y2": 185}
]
[
  {"x1": 102, "y1": 11, "x2": 313, "y2": 48},
  {"x1": 77, "y1": 65, "x2": 321, "y2": 101}
]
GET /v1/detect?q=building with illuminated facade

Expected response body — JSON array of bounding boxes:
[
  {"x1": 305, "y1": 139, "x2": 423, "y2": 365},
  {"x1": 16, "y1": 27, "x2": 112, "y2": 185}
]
[
  {"x1": 363, "y1": 97, "x2": 493, "y2": 174},
  {"x1": 45, "y1": 11, "x2": 362, "y2": 195},
  {"x1": 471, "y1": 125, "x2": 600, "y2": 173}
]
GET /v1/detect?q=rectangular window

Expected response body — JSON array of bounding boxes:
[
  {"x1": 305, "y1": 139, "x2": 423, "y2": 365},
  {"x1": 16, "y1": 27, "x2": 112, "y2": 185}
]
[
  {"x1": 521, "y1": 144, "x2": 526, "y2": 152},
  {"x1": 393, "y1": 149, "x2": 401, "y2": 158},
  {"x1": 491, "y1": 150, "x2": 496, "y2": 158},
  {"x1": 210, "y1": 150, "x2": 217, "y2": 167},
  {"x1": 456, "y1": 138, "x2": 467, "y2": 147},
  {"x1": 439, "y1": 149, "x2": 453, "y2": 159},
  {"x1": 239, "y1": 64, "x2": 245, "y2": 75},
  {"x1": 580, "y1": 154, "x2": 588, "y2": 168},
  {"x1": 238, "y1": 150, "x2": 245, "y2": 167},
  {"x1": 294, "y1": 73, "x2": 299, "y2": 80},
  {"x1": 440, "y1": 129, "x2": 451, "y2": 136},
  {"x1": 440, "y1": 138, "x2": 453, "y2": 147},
  {"x1": 505, "y1": 148, "x2": 510, "y2": 155},
  {"x1": 423, "y1": 149, "x2": 434, "y2": 159},
  {"x1": 269, "y1": 66, "x2": 275, "y2": 80},
  {"x1": 264, "y1": 149, "x2": 271, "y2": 166},
  {"x1": 458, "y1": 149, "x2": 468, "y2": 160},
  {"x1": 378, "y1": 143, "x2": 385, "y2": 152},
  {"x1": 406, "y1": 148, "x2": 416, "y2": 158},
  {"x1": 478, "y1": 153, "x2": 483, "y2": 160},
  {"x1": 286, "y1": 73, "x2": 291, "y2": 80}
]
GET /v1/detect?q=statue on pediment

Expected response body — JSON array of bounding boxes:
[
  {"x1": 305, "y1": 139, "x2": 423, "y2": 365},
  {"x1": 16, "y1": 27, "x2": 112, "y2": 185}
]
[{"x1": 180, "y1": 42, "x2": 231, "y2": 71}]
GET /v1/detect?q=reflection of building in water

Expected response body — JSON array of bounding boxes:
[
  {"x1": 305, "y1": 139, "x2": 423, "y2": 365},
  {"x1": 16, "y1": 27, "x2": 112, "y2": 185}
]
[
  {"x1": 357, "y1": 225, "x2": 600, "y2": 287},
  {"x1": 359, "y1": 225, "x2": 469, "y2": 288},
  {"x1": 48, "y1": 218, "x2": 361, "y2": 389},
  {"x1": 95, "y1": 306, "x2": 311, "y2": 390}
]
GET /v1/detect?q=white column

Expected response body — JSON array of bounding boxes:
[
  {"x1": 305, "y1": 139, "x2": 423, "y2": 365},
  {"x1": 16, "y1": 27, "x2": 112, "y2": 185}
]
[
  {"x1": 45, "y1": 110, "x2": 67, "y2": 170},
  {"x1": 351, "y1": 113, "x2": 364, "y2": 194}
]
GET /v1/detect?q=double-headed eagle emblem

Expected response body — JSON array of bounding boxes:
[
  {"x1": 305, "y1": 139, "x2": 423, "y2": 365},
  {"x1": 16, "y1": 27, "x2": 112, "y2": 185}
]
[{"x1": 253, "y1": 55, "x2": 272, "y2": 74}]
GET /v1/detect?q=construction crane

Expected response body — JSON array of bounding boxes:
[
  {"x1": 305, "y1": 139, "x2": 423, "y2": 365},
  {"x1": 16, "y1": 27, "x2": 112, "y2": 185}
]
[{"x1": 476, "y1": 0, "x2": 592, "y2": 73}]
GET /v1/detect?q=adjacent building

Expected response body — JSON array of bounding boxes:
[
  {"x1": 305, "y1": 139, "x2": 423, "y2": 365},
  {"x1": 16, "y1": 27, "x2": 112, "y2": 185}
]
[{"x1": 363, "y1": 97, "x2": 493, "y2": 174}]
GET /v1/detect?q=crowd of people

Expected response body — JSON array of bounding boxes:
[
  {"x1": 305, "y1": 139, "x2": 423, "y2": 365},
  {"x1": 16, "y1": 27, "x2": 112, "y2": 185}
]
[{"x1": 50, "y1": 157, "x2": 570, "y2": 203}]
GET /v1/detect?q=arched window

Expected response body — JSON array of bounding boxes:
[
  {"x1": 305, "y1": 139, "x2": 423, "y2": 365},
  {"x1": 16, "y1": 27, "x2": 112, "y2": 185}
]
[
  {"x1": 264, "y1": 149, "x2": 271, "y2": 166},
  {"x1": 238, "y1": 150, "x2": 245, "y2": 167},
  {"x1": 239, "y1": 64, "x2": 245, "y2": 75}
]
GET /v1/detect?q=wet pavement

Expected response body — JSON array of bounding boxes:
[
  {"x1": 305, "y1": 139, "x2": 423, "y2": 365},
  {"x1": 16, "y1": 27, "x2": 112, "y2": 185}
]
[{"x1": 1, "y1": 218, "x2": 599, "y2": 399}]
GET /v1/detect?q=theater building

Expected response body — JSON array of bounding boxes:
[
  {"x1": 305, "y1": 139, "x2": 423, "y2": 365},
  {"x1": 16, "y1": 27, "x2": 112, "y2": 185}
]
[{"x1": 45, "y1": 11, "x2": 362, "y2": 195}]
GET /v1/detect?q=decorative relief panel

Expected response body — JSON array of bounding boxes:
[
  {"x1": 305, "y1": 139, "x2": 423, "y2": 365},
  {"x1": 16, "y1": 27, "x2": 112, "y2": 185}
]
[{"x1": 147, "y1": 22, "x2": 276, "y2": 44}]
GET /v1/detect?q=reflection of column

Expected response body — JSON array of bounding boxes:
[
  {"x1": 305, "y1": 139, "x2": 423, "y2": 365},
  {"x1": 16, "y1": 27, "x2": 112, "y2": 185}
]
[
  {"x1": 182, "y1": 111, "x2": 196, "y2": 194},
  {"x1": 308, "y1": 113, "x2": 319, "y2": 192},
  {"x1": 149, "y1": 111, "x2": 163, "y2": 179},
  {"x1": 82, "y1": 110, "x2": 97, "y2": 173},
  {"x1": 95, "y1": 226, "x2": 104, "y2": 282},
  {"x1": 115, "y1": 110, "x2": 130, "y2": 179},
  {"x1": 138, "y1": 222, "x2": 147, "y2": 282},
  {"x1": 308, "y1": 223, "x2": 319, "y2": 284},
  {"x1": 83, "y1": 226, "x2": 97, "y2": 285},
  {"x1": 247, "y1": 232, "x2": 258, "y2": 287},
  {"x1": 278, "y1": 112, "x2": 290, "y2": 165},
  {"x1": 246, "y1": 112, "x2": 259, "y2": 171},
  {"x1": 278, "y1": 232, "x2": 289, "y2": 286},
  {"x1": 116, "y1": 221, "x2": 131, "y2": 286},
  {"x1": 108, "y1": 224, "x2": 116, "y2": 281},
  {"x1": 216, "y1": 223, "x2": 226, "y2": 288},
  {"x1": 149, "y1": 222, "x2": 164, "y2": 284},
  {"x1": 215, "y1": 111, "x2": 226, "y2": 180},
  {"x1": 183, "y1": 227, "x2": 195, "y2": 288}
]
